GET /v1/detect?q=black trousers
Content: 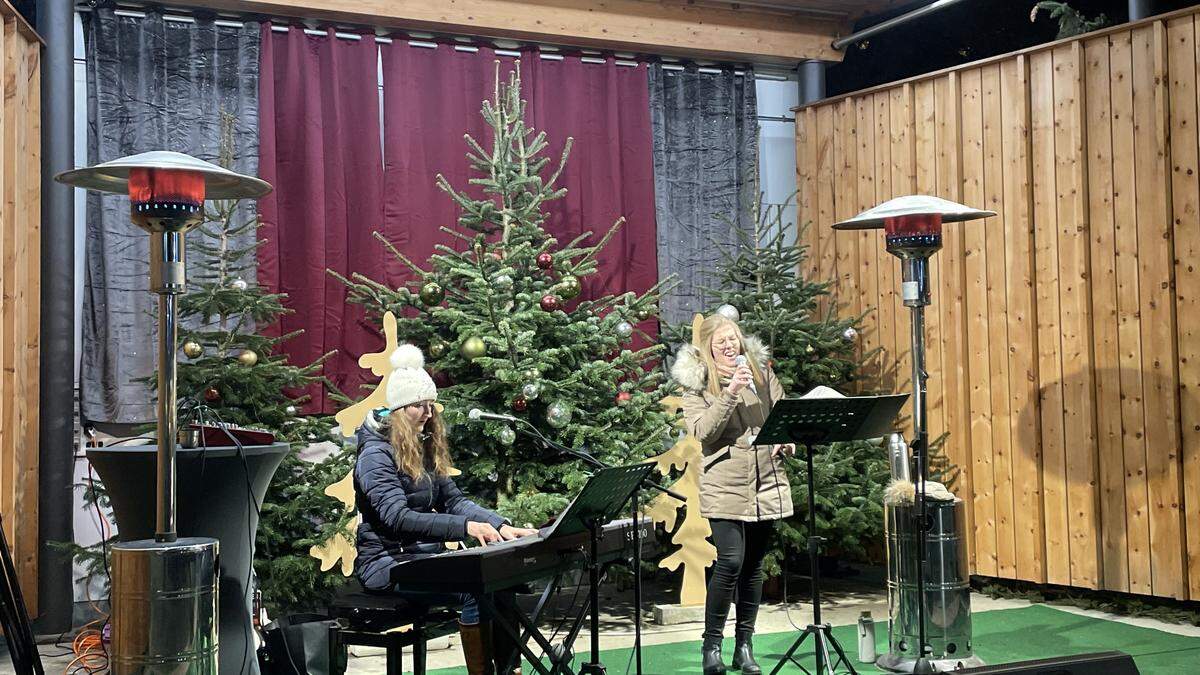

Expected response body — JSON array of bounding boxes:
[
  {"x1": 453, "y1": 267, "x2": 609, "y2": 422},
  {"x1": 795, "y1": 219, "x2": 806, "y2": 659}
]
[{"x1": 703, "y1": 518, "x2": 774, "y2": 647}]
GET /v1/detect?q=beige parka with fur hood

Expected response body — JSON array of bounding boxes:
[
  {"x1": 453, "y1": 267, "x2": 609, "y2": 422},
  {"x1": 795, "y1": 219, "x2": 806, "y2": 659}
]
[{"x1": 672, "y1": 335, "x2": 794, "y2": 522}]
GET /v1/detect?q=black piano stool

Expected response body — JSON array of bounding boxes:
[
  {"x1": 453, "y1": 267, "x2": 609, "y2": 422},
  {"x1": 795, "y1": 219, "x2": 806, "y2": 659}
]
[{"x1": 328, "y1": 580, "x2": 460, "y2": 675}]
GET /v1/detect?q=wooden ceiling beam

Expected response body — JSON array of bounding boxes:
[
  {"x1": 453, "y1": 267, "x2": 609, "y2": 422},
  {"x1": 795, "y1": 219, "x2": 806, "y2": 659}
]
[{"x1": 188, "y1": 0, "x2": 850, "y2": 64}]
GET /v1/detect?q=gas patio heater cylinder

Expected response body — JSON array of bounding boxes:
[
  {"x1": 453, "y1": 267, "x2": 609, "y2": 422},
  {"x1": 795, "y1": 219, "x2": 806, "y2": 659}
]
[
  {"x1": 57, "y1": 152, "x2": 270, "y2": 673},
  {"x1": 833, "y1": 195, "x2": 993, "y2": 674}
]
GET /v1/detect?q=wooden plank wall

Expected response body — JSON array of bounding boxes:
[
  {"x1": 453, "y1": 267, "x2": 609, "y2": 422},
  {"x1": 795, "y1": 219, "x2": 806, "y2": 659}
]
[
  {"x1": 796, "y1": 8, "x2": 1200, "y2": 599},
  {"x1": 0, "y1": 4, "x2": 41, "y2": 614}
]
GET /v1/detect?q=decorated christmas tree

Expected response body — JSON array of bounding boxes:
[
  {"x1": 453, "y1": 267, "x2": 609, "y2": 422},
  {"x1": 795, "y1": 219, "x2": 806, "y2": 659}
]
[
  {"x1": 336, "y1": 66, "x2": 676, "y2": 527},
  {"x1": 668, "y1": 197, "x2": 887, "y2": 574},
  {"x1": 167, "y1": 117, "x2": 354, "y2": 613}
]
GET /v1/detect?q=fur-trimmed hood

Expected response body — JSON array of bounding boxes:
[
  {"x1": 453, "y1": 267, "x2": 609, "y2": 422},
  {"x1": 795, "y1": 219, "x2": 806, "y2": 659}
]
[{"x1": 671, "y1": 335, "x2": 770, "y2": 393}]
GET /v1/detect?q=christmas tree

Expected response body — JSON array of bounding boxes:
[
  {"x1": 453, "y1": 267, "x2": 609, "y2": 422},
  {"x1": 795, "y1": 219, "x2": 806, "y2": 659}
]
[
  {"x1": 668, "y1": 197, "x2": 887, "y2": 574},
  {"x1": 336, "y1": 65, "x2": 676, "y2": 527},
  {"x1": 168, "y1": 116, "x2": 354, "y2": 613}
]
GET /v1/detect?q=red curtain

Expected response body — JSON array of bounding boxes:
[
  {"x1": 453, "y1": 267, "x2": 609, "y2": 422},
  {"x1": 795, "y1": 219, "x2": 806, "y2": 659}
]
[
  {"x1": 258, "y1": 26, "x2": 383, "y2": 412},
  {"x1": 521, "y1": 54, "x2": 659, "y2": 304},
  {"x1": 376, "y1": 44, "x2": 522, "y2": 288},
  {"x1": 378, "y1": 45, "x2": 659, "y2": 303}
]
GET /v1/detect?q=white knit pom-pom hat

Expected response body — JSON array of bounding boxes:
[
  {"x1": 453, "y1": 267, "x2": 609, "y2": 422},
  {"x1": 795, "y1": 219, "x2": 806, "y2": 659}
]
[{"x1": 386, "y1": 344, "x2": 438, "y2": 410}]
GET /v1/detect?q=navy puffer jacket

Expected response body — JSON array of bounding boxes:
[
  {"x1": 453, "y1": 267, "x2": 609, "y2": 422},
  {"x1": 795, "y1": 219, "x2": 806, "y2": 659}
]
[{"x1": 354, "y1": 425, "x2": 506, "y2": 590}]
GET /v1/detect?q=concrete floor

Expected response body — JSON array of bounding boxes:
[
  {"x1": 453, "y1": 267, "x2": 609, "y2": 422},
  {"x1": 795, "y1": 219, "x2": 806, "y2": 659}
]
[{"x1": 11, "y1": 576, "x2": 1200, "y2": 674}]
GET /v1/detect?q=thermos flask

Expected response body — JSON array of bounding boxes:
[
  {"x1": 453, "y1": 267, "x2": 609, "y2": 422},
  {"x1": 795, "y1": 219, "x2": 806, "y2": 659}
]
[{"x1": 857, "y1": 610, "x2": 877, "y2": 664}]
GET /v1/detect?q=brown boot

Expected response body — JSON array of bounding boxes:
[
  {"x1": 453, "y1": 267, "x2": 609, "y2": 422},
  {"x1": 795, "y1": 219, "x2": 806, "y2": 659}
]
[{"x1": 459, "y1": 622, "x2": 496, "y2": 675}]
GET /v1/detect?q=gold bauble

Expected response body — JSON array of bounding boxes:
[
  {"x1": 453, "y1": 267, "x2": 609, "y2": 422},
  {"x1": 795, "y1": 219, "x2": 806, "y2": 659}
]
[
  {"x1": 183, "y1": 341, "x2": 203, "y2": 359},
  {"x1": 461, "y1": 336, "x2": 486, "y2": 360},
  {"x1": 238, "y1": 350, "x2": 259, "y2": 366}
]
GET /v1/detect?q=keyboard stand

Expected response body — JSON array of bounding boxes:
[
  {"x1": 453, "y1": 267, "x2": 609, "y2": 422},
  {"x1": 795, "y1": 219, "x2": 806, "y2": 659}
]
[{"x1": 489, "y1": 464, "x2": 658, "y2": 675}]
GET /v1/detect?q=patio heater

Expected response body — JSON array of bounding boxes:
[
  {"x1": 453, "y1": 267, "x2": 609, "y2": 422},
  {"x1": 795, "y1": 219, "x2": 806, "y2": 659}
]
[
  {"x1": 57, "y1": 152, "x2": 270, "y2": 673},
  {"x1": 833, "y1": 196, "x2": 993, "y2": 674}
]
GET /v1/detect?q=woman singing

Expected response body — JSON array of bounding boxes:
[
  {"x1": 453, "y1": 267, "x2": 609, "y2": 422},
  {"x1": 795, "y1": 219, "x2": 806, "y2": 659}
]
[
  {"x1": 354, "y1": 344, "x2": 537, "y2": 675},
  {"x1": 672, "y1": 314, "x2": 795, "y2": 675}
]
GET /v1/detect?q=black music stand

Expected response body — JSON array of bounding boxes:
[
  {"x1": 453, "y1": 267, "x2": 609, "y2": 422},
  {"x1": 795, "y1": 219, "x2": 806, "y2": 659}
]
[
  {"x1": 491, "y1": 463, "x2": 658, "y2": 675},
  {"x1": 759, "y1": 393, "x2": 908, "y2": 675}
]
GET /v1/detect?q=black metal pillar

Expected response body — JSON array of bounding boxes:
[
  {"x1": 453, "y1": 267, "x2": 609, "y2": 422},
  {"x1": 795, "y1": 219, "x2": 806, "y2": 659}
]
[
  {"x1": 799, "y1": 59, "x2": 826, "y2": 106},
  {"x1": 34, "y1": 0, "x2": 75, "y2": 634},
  {"x1": 1129, "y1": 0, "x2": 1157, "y2": 21}
]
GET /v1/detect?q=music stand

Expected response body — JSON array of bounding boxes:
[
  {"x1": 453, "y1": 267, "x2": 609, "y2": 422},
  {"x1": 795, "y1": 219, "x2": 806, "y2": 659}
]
[{"x1": 760, "y1": 393, "x2": 908, "y2": 675}]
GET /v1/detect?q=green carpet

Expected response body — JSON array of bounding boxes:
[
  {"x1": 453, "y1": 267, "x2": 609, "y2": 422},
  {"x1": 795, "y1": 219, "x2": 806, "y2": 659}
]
[{"x1": 430, "y1": 605, "x2": 1200, "y2": 674}]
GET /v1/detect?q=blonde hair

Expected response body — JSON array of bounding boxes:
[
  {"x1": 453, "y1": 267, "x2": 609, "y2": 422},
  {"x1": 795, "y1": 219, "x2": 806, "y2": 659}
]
[
  {"x1": 388, "y1": 407, "x2": 452, "y2": 482},
  {"x1": 694, "y1": 314, "x2": 765, "y2": 397}
]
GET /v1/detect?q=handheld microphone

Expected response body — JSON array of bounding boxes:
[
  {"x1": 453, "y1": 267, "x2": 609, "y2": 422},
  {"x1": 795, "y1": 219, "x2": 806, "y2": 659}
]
[
  {"x1": 734, "y1": 355, "x2": 757, "y2": 395},
  {"x1": 468, "y1": 408, "x2": 519, "y2": 423}
]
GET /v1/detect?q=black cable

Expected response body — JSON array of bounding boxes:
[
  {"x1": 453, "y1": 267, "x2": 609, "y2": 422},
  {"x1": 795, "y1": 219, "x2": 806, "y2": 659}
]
[
  {"x1": 214, "y1": 413, "x2": 264, "y2": 675},
  {"x1": 183, "y1": 404, "x2": 266, "y2": 675}
]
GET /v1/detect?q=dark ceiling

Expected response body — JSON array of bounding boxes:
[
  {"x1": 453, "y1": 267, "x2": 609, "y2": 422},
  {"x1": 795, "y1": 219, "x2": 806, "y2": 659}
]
[{"x1": 828, "y1": 0, "x2": 1199, "y2": 96}]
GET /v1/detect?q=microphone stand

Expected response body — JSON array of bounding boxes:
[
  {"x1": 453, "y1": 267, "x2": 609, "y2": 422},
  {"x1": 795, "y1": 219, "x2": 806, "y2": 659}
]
[{"x1": 510, "y1": 420, "x2": 683, "y2": 675}]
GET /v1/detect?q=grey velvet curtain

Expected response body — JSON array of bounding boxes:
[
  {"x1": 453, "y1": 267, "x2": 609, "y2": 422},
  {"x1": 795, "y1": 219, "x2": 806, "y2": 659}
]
[
  {"x1": 649, "y1": 64, "x2": 759, "y2": 328},
  {"x1": 82, "y1": 7, "x2": 260, "y2": 422}
]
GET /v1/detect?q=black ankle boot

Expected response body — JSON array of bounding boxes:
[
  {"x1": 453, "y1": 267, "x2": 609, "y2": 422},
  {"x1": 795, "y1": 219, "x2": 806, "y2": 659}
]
[
  {"x1": 702, "y1": 643, "x2": 727, "y2": 675},
  {"x1": 732, "y1": 635, "x2": 761, "y2": 675}
]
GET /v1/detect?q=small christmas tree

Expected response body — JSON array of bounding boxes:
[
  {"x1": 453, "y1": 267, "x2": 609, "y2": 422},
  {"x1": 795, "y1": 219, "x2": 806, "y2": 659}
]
[
  {"x1": 168, "y1": 116, "x2": 354, "y2": 613},
  {"x1": 669, "y1": 197, "x2": 887, "y2": 574},
  {"x1": 1030, "y1": 2, "x2": 1109, "y2": 39},
  {"x1": 336, "y1": 65, "x2": 676, "y2": 527}
]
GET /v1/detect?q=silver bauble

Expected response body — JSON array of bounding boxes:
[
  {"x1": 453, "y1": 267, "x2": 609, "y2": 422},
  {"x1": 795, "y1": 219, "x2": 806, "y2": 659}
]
[
  {"x1": 842, "y1": 327, "x2": 859, "y2": 343},
  {"x1": 546, "y1": 401, "x2": 572, "y2": 429},
  {"x1": 493, "y1": 274, "x2": 513, "y2": 291},
  {"x1": 285, "y1": 405, "x2": 297, "y2": 415},
  {"x1": 522, "y1": 382, "x2": 542, "y2": 400},
  {"x1": 498, "y1": 426, "x2": 516, "y2": 445},
  {"x1": 715, "y1": 304, "x2": 740, "y2": 322},
  {"x1": 231, "y1": 278, "x2": 248, "y2": 291},
  {"x1": 615, "y1": 321, "x2": 634, "y2": 339}
]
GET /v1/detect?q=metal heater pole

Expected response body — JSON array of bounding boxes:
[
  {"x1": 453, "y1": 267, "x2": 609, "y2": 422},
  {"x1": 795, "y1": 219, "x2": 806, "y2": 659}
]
[
  {"x1": 902, "y1": 255, "x2": 935, "y2": 674},
  {"x1": 910, "y1": 302, "x2": 932, "y2": 673},
  {"x1": 151, "y1": 229, "x2": 186, "y2": 540},
  {"x1": 156, "y1": 291, "x2": 178, "y2": 540}
]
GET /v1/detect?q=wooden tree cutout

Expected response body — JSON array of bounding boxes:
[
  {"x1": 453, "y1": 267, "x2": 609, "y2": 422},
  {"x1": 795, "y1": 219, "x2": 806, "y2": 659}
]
[
  {"x1": 644, "y1": 314, "x2": 717, "y2": 605},
  {"x1": 310, "y1": 312, "x2": 400, "y2": 576}
]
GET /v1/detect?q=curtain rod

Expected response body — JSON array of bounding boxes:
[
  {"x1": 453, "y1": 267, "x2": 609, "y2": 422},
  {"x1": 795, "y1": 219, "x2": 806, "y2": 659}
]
[{"x1": 79, "y1": 3, "x2": 781, "y2": 77}]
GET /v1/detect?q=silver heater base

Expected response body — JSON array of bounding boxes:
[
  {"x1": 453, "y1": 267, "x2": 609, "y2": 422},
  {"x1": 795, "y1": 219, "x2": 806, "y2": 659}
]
[
  {"x1": 111, "y1": 537, "x2": 219, "y2": 674},
  {"x1": 875, "y1": 653, "x2": 985, "y2": 673}
]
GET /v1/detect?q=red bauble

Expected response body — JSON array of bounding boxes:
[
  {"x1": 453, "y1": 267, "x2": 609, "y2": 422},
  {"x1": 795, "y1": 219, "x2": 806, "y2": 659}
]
[
  {"x1": 490, "y1": 249, "x2": 505, "y2": 261},
  {"x1": 540, "y1": 294, "x2": 562, "y2": 312},
  {"x1": 616, "y1": 391, "x2": 633, "y2": 405},
  {"x1": 204, "y1": 386, "x2": 220, "y2": 402},
  {"x1": 536, "y1": 252, "x2": 554, "y2": 270},
  {"x1": 432, "y1": 369, "x2": 454, "y2": 388},
  {"x1": 512, "y1": 395, "x2": 528, "y2": 412}
]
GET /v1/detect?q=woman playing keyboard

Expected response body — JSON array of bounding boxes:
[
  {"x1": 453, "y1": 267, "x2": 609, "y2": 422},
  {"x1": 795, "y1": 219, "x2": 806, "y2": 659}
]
[{"x1": 354, "y1": 343, "x2": 538, "y2": 675}]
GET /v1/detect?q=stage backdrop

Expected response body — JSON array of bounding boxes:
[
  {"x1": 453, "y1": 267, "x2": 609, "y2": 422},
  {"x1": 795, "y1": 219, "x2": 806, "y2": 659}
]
[
  {"x1": 795, "y1": 6, "x2": 1200, "y2": 601},
  {"x1": 81, "y1": 7, "x2": 261, "y2": 423},
  {"x1": 649, "y1": 64, "x2": 759, "y2": 328},
  {"x1": 260, "y1": 35, "x2": 659, "y2": 409},
  {"x1": 257, "y1": 26, "x2": 382, "y2": 413}
]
